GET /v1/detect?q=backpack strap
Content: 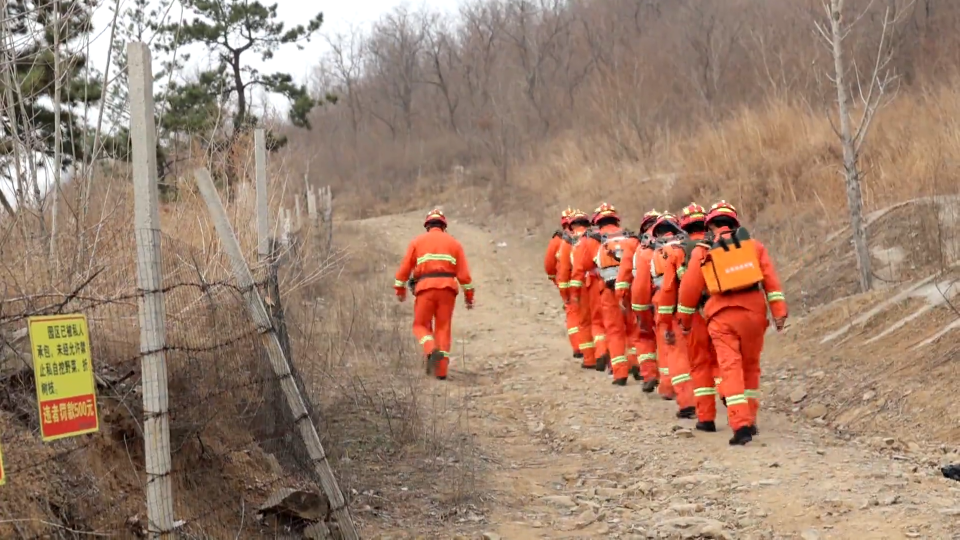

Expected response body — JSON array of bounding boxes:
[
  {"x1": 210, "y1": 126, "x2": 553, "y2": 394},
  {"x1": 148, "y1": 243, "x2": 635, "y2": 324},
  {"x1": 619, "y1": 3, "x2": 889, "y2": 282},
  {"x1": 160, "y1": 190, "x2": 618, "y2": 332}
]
[{"x1": 552, "y1": 229, "x2": 563, "y2": 239}]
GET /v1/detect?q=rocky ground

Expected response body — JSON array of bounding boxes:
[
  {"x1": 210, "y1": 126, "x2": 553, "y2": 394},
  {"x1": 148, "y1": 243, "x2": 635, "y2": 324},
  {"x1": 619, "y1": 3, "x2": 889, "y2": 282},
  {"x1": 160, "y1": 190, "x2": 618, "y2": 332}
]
[{"x1": 354, "y1": 212, "x2": 960, "y2": 540}]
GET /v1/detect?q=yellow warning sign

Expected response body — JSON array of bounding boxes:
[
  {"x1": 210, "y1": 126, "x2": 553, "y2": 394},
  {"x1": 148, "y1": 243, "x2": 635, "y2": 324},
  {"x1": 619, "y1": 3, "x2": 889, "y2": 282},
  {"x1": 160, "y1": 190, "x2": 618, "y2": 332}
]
[{"x1": 28, "y1": 314, "x2": 99, "y2": 441}]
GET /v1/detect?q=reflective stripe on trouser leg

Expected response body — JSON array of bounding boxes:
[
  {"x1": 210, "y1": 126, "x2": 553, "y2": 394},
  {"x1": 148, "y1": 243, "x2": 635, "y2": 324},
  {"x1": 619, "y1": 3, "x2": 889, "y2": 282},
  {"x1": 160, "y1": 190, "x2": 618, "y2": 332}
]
[
  {"x1": 419, "y1": 334, "x2": 435, "y2": 355},
  {"x1": 726, "y1": 393, "x2": 748, "y2": 406},
  {"x1": 745, "y1": 388, "x2": 761, "y2": 421},
  {"x1": 694, "y1": 387, "x2": 717, "y2": 397},
  {"x1": 671, "y1": 373, "x2": 692, "y2": 386}
]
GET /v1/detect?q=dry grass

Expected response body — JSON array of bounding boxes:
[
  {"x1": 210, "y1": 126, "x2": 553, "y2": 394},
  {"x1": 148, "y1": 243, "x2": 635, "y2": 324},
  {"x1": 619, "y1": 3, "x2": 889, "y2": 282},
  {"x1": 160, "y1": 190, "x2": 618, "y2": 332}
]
[{"x1": 0, "y1": 133, "x2": 481, "y2": 536}]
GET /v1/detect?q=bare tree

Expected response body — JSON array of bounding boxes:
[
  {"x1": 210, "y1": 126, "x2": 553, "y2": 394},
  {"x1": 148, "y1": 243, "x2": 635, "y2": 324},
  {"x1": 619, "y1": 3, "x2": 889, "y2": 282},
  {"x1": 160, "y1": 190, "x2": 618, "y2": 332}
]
[
  {"x1": 421, "y1": 14, "x2": 462, "y2": 135},
  {"x1": 323, "y1": 28, "x2": 367, "y2": 141},
  {"x1": 366, "y1": 7, "x2": 428, "y2": 137},
  {"x1": 815, "y1": 0, "x2": 905, "y2": 292}
]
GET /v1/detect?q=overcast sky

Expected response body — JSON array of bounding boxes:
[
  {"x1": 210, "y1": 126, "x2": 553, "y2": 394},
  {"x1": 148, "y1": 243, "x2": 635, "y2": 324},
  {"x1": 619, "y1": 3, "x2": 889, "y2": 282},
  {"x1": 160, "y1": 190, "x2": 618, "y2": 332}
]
[{"x1": 86, "y1": 0, "x2": 460, "y2": 114}]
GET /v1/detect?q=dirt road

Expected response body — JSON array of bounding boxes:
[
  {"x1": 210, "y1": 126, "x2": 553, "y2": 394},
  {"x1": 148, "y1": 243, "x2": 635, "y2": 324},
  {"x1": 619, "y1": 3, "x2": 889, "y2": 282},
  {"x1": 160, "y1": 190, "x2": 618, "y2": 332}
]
[{"x1": 364, "y1": 212, "x2": 960, "y2": 539}]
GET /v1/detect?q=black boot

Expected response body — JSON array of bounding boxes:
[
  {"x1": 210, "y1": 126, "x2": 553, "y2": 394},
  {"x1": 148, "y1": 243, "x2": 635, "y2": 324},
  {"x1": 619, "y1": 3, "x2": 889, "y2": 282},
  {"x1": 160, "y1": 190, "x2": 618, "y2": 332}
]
[
  {"x1": 426, "y1": 349, "x2": 444, "y2": 376},
  {"x1": 696, "y1": 421, "x2": 717, "y2": 432},
  {"x1": 661, "y1": 395, "x2": 675, "y2": 401},
  {"x1": 720, "y1": 396, "x2": 727, "y2": 408},
  {"x1": 641, "y1": 379, "x2": 658, "y2": 393},
  {"x1": 436, "y1": 376, "x2": 447, "y2": 381},
  {"x1": 581, "y1": 363, "x2": 594, "y2": 369},
  {"x1": 595, "y1": 354, "x2": 609, "y2": 372},
  {"x1": 629, "y1": 366, "x2": 642, "y2": 381},
  {"x1": 612, "y1": 378, "x2": 627, "y2": 386},
  {"x1": 749, "y1": 425, "x2": 759, "y2": 436},
  {"x1": 676, "y1": 406, "x2": 696, "y2": 419},
  {"x1": 573, "y1": 351, "x2": 583, "y2": 359},
  {"x1": 729, "y1": 426, "x2": 753, "y2": 446}
]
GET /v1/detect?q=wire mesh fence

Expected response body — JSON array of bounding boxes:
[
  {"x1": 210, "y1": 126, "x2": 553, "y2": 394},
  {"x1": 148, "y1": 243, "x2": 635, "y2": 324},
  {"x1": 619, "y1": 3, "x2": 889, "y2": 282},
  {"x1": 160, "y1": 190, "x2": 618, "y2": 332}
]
[{"x1": 0, "y1": 215, "x2": 337, "y2": 537}]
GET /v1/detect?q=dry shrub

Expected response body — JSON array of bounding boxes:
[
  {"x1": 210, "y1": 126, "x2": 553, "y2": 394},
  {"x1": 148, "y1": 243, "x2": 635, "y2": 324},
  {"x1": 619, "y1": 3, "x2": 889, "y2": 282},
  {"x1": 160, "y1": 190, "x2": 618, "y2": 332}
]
[{"x1": 0, "y1": 139, "x2": 357, "y2": 537}]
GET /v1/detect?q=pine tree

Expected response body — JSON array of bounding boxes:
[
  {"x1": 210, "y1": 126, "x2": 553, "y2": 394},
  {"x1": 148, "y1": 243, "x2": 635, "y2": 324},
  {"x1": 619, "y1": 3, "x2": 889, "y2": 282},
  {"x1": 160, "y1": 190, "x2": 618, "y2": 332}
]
[
  {"x1": 163, "y1": 0, "x2": 327, "y2": 131},
  {"x1": 0, "y1": 0, "x2": 102, "y2": 204},
  {"x1": 105, "y1": 0, "x2": 184, "y2": 130}
]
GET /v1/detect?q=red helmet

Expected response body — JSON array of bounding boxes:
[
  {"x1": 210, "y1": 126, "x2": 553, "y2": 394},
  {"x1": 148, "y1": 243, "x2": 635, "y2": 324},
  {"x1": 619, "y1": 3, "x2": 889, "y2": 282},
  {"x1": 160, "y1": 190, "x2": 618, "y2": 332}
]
[
  {"x1": 651, "y1": 213, "x2": 679, "y2": 237},
  {"x1": 560, "y1": 207, "x2": 574, "y2": 227},
  {"x1": 569, "y1": 209, "x2": 590, "y2": 227},
  {"x1": 592, "y1": 202, "x2": 620, "y2": 224},
  {"x1": 678, "y1": 203, "x2": 706, "y2": 229},
  {"x1": 639, "y1": 209, "x2": 661, "y2": 233},
  {"x1": 424, "y1": 208, "x2": 447, "y2": 229},
  {"x1": 705, "y1": 200, "x2": 740, "y2": 227}
]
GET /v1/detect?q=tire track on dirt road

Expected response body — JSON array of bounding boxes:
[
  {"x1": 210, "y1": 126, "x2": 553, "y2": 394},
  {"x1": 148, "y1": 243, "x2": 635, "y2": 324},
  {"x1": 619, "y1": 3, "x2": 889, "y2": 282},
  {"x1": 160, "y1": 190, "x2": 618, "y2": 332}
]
[{"x1": 362, "y1": 213, "x2": 960, "y2": 539}]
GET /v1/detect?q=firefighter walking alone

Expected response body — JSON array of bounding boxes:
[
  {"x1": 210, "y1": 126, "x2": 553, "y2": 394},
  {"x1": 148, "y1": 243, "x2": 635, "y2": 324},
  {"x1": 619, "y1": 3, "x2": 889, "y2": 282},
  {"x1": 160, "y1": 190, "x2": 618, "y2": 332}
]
[{"x1": 394, "y1": 209, "x2": 475, "y2": 380}]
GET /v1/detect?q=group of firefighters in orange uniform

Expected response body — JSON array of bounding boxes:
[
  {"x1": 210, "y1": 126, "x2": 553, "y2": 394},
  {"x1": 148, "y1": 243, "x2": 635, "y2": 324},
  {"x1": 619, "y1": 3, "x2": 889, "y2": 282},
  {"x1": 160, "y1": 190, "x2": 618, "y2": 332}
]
[
  {"x1": 393, "y1": 203, "x2": 788, "y2": 446},
  {"x1": 545, "y1": 201, "x2": 788, "y2": 445}
]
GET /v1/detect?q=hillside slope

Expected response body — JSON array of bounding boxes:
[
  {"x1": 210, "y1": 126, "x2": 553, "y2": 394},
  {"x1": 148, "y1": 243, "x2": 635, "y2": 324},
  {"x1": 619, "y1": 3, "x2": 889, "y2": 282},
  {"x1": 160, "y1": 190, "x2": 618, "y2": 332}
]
[{"x1": 353, "y1": 211, "x2": 960, "y2": 539}]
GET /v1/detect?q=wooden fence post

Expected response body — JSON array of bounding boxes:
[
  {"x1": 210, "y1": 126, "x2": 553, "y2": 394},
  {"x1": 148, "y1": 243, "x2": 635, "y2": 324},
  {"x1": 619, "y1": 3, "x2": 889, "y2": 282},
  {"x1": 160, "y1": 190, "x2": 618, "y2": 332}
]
[
  {"x1": 320, "y1": 185, "x2": 333, "y2": 250},
  {"x1": 127, "y1": 41, "x2": 177, "y2": 538},
  {"x1": 192, "y1": 168, "x2": 360, "y2": 540}
]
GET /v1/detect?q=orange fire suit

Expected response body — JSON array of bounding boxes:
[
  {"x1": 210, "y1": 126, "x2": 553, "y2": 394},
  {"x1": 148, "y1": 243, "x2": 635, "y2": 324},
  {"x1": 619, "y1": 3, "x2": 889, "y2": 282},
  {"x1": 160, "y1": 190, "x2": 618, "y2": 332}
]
[
  {"x1": 627, "y1": 244, "x2": 660, "y2": 383},
  {"x1": 677, "y1": 228, "x2": 788, "y2": 431},
  {"x1": 544, "y1": 232, "x2": 562, "y2": 285},
  {"x1": 614, "y1": 238, "x2": 657, "y2": 381},
  {"x1": 612, "y1": 237, "x2": 645, "y2": 378},
  {"x1": 572, "y1": 229, "x2": 608, "y2": 363},
  {"x1": 558, "y1": 227, "x2": 595, "y2": 367},
  {"x1": 555, "y1": 234, "x2": 584, "y2": 358},
  {"x1": 394, "y1": 228, "x2": 474, "y2": 378},
  {"x1": 632, "y1": 245, "x2": 675, "y2": 398},
  {"x1": 656, "y1": 232, "x2": 711, "y2": 417},
  {"x1": 570, "y1": 225, "x2": 630, "y2": 380}
]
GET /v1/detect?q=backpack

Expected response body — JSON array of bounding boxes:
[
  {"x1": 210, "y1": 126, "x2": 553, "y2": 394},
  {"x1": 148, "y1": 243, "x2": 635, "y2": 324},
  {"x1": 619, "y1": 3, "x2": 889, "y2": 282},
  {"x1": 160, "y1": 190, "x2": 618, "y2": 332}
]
[
  {"x1": 700, "y1": 227, "x2": 764, "y2": 295},
  {"x1": 594, "y1": 230, "x2": 629, "y2": 286}
]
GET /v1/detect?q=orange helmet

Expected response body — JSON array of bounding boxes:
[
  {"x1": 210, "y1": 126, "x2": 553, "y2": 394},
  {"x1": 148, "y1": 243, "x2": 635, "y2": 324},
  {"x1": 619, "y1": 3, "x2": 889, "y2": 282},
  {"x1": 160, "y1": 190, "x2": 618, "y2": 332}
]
[
  {"x1": 424, "y1": 208, "x2": 447, "y2": 229},
  {"x1": 705, "y1": 200, "x2": 740, "y2": 227},
  {"x1": 639, "y1": 209, "x2": 661, "y2": 233},
  {"x1": 592, "y1": 202, "x2": 620, "y2": 224},
  {"x1": 651, "y1": 213, "x2": 680, "y2": 237},
  {"x1": 560, "y1": 207, "x2": 574, "y2": 227},
  {"x1": 569, "y1": 209, "x2": 590, "y2": 226},
  {"x1": 678, "y1": 203, "x2": 706, "y2": 229}
]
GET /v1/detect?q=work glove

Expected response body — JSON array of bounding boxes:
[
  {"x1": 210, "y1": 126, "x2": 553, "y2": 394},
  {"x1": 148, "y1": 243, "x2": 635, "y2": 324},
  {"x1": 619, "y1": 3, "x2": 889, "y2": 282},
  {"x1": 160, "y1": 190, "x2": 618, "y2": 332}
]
[
  {"x1": 637, "y1": 312, "x2": 654, "y2": 333},
  {"x1": 616, "y1": 290, "x2": 629, "y2": 311},
  {"x1": 774, "y1": 317, "x2": 787, "y2": 332},
  {"x1": 465, "y1": 289, "x2": 475, "y2": 310},
  {"x1": 395, "y1": 287, "x2": 407, "y2": 303},
  {"x1": 664, "y1": 329, "x2": 676, "y2": 346}
]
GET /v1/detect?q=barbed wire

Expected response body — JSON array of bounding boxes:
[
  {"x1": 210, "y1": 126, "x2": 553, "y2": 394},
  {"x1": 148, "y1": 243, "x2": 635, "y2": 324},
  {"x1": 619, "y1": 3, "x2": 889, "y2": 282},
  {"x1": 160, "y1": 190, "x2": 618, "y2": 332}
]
[{"x1": 0, "y1": 225, "x2": 336, "y2": 537}]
